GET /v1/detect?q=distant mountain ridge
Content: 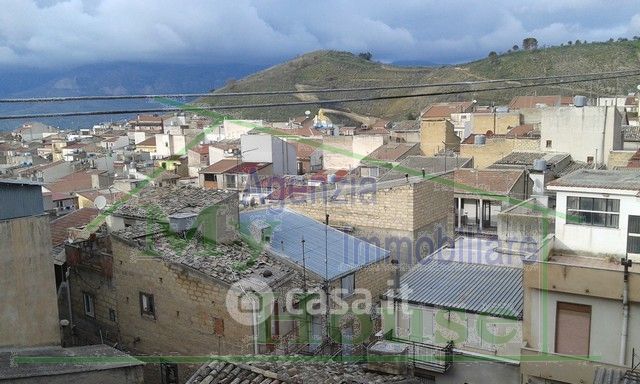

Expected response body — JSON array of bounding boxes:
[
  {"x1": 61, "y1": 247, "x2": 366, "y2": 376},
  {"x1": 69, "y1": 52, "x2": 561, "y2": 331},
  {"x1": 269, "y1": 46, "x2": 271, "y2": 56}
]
[
  {"x1": 0, "y1": 62, "x2": 267, "y2": 130},
  {"x1": 202, "y1": 41, "x2": 640, "y2": 121}
]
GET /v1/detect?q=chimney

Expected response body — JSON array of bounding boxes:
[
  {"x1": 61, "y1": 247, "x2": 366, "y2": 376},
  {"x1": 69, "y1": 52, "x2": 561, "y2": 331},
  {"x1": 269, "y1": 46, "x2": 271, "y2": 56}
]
[{"x1": 391, "y1": 259, "x2": 400, "y2": 294}]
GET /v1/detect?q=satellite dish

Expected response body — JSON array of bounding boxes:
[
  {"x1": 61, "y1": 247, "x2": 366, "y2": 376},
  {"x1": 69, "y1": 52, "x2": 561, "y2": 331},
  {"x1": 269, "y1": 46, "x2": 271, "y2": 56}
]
[
  {"x1": 305, "y1": 110, "x2": 311, "y2": 116},
  {"x1": 94, "y1": 195, "x2": 107, "y2": 210},
  {"x1": 637, "y1": 85, "x2": 640, "y2": 91}
]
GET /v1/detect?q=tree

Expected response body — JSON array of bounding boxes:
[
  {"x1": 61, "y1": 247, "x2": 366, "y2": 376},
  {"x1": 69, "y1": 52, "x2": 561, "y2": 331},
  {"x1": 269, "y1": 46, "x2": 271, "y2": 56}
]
[
  {"x1": 575, "y1": 39, "x2": 581, "y2": 45},
  {"x1": 358, "y1": 52, "x2": 372, "y2": 61},
  {"x1": 512, "y1": 44, "x2": 519, "y2": 51},
  {"x1": 567, "y1": 41, "x2": 572, "y2": 46},
  {"x1": 609, "y1": 38, "x2": 615, "y2": 42},
  {"x1": 522, "y1": 37, "x2": 538, "y2": 50},
  {"x1": 488, "y1": 51, "x2": 499, "y2": 64}
]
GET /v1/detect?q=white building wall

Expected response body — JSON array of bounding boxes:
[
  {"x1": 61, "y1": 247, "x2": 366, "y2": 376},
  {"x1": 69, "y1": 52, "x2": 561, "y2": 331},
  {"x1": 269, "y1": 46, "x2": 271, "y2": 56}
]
[
  {"x1": 240, "y1": 134, "x2": 296, "y2": 175},
  {"x1": 554, "y1": 190, "x2": 640, "y2": 259},
  {"x1": 540, "y1": 106, "x2": 623, "y2": 165}
]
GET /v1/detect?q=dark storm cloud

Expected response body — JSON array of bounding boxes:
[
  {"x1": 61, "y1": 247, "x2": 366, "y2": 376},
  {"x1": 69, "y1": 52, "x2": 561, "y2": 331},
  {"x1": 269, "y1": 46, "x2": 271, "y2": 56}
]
[{"x1": 0, "y1": 0, "x2": 639, "y2": 67}]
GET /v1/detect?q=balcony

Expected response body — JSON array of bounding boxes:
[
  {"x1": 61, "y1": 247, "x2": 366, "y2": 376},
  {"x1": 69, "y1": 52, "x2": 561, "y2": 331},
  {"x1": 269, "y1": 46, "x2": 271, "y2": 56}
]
[{"x1": 377, "y1": 330, "x2": 454, "y2": 374}]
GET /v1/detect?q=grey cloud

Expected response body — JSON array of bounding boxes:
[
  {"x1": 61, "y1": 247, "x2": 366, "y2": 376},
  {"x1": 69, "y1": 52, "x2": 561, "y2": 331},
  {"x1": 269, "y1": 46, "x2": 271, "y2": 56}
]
[{"x1": 0, "y1": 0, "x2": 639, "y2": 68}]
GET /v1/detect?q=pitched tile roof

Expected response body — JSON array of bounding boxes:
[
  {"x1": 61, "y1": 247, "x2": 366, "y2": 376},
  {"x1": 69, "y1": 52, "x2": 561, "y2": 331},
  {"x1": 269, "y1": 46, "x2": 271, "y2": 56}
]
[
  {"x1": 50, "y1": 208, "x2": 99, "y2": 246},
  {"x1": 293, "y1": 140, "x2": 321, "y2": 159},
  {"x1": 505, "y1": 124, "x2": 538, "y2": 138},
  {"x1": 200, "y1": 159, "x2": 239, "y2": 174},
  {"x1": 508, "y1": 95, "x2": 573, "y2": 110},
  {"x1": 46, "y1": 170, "x2": 105, "y2": 193},
  {"x1": 136, "y1": 136, "x2": 156, "y2": 147},
  {"x1": 453, "y1": 169, "x2": 523, "y2": 195},
  {"x1": 421, "y1": 101, "x2": 474, "y2": 118},
  {"x1": 227, "y1": 162, "x2": 271, "y2": 174},
  {"x1": 363, "y1": 142, "x2": 420, "y2": 162}
]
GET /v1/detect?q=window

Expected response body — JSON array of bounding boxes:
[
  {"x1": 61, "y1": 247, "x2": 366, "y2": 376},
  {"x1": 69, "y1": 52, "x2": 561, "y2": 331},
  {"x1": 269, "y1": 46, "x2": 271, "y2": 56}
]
[
  {"x1": 160, "y1": 363, "x2": 179, "y2": 384},
  {"x1": 341, "y1": 273, "x2": 355, "y2": 297},
  {"x1": 214, "y1": 317, "x2": 224, "y2": 336},
  {"x1": 362, "y1": 167, "x2": 379, "y2": 178},
  {"x1": 587, "y1": 156, "x2": 594, "y2": 164},
  {"x1": 83, "y1": 292, "x2": 95, "y2": 318},
  {"x1": 546, "y1": 140, "x2": 552, "y2": 148},
  {"x1": 109, "y1": 308, "x2": 117, "y2": 322},
  {"x1": 566, "y1": 196, "x2": 619, "y2": 228},
  {"x1": 225, "y1": 174, "x2": 237, "y2": 188},
  {"x1": 555, "y1": 302, "x2": 591, "y2": 356},
  {"x1": 628, "y1": 216, "x2": 640, "y2": 253},
  {"x1": 139, "y1": 292, "x2": 155, "y2": 318}
]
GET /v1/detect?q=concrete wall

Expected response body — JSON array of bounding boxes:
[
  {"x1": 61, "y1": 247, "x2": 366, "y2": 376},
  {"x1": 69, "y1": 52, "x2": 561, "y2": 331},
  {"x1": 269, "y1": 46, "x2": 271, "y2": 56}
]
[
  {"x1": 471, "y1": 112, "x2": 522, "y2": 135},
  {"x1": 460, "y1": 137, "x2": 540, "y2": 168},
  {"x1": 0, "y1": 215, "x2": 60, "y2": 348},
  {"x1": 540, "y1": 106, "x2": 623, "y2": 165},
  {"x1": 527, "y1": 289, "x2": 640, "y2": 367}
]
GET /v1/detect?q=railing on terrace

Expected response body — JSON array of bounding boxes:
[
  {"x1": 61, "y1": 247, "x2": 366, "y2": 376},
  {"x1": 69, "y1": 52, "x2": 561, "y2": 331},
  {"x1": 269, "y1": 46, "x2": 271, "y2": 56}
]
[{"x1": 384, "y1": 330, "x2": 454, "y2": 374}]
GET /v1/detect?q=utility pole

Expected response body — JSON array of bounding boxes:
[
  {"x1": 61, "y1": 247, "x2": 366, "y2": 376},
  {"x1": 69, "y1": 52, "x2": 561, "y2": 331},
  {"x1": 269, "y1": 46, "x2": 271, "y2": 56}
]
[{"x1": 301, "y1": 238, "x2": 307, "y2": 293}]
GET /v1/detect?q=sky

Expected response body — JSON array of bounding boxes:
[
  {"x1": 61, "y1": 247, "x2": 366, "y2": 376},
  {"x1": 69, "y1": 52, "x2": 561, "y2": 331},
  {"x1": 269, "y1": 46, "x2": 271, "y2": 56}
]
[{"x1": 1, "y1": 0, "x2": 640, "y2": 69}]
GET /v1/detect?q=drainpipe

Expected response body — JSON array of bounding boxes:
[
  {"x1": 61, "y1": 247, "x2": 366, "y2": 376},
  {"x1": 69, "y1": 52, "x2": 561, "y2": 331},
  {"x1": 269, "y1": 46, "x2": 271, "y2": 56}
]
[{"x1": 620, "y1": 257, "x2": 633, "y2": 365}]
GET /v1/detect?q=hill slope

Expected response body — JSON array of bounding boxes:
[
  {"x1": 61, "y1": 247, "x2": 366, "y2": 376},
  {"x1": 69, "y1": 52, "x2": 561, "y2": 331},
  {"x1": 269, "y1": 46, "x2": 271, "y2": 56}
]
[{"x1": 202, "y1": 41, "x2": 640, "y2": 121}]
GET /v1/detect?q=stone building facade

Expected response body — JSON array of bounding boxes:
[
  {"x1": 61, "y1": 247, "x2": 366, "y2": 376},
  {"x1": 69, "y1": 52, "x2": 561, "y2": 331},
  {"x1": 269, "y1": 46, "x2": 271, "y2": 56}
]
[{"x1": 289, "y1": 177, "x2": 454, "y2": 266}]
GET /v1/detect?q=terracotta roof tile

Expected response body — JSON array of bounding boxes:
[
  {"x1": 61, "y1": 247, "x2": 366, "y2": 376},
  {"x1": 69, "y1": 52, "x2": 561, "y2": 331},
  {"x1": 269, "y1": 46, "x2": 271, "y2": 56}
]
[
  {"x1": 136, "y1": 136, "x2": 156, "y2": 147},
  {"x1": 50, "y1": 208, "x2": 99, "y2": 246},
  {"x1": 199, "y1": 159, "x2": 239, "y2": 174}
]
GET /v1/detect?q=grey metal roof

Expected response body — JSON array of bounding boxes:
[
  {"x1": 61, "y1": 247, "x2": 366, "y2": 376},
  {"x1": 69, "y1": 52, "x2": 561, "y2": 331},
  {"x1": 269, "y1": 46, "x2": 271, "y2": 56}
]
[
  {"x1": 0, "y1": 180, "x2": 44, "y2": 220},
  {"x1": 548, "y1": 169, "x2": 640, "y2": 191},
  {"x1": 490, "y1": 151, "x2": 570, "y2": 167},
  {"x1": 240, "y1": 208, "x2": 390, "y2": 280},
  {"x1": 389, "y1": 258, "x2": 523, "y2": 319}
]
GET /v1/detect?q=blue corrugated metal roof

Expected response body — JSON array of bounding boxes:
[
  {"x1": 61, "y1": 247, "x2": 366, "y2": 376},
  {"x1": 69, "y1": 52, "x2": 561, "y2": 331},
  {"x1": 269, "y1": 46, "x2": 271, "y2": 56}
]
[
  {"x1": 240, "y1": 208, "x2": 390, "y2": 280},
  {"x1": 391, "y1": 258, "x2": 523, "y2": 319}
]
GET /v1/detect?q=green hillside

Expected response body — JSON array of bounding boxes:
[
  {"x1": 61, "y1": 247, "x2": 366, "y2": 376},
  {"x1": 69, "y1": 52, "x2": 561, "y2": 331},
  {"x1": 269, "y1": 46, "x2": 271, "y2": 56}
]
[{"x1": 201, "y1": 41, "x2": 640, "y2": 121}]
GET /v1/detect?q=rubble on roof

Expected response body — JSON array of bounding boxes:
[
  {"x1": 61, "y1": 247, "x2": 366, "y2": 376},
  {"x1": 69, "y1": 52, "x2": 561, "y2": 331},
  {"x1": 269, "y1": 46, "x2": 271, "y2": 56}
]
[
  {"x1": 114, "y1": 221, "x2": 317, "y2": 287},
  {"x1": 187, "y1": 360, "x2": 419, "y2": 384},
  {"x1": 113, "y1": 184, "x2": 235, "y2": 220}
]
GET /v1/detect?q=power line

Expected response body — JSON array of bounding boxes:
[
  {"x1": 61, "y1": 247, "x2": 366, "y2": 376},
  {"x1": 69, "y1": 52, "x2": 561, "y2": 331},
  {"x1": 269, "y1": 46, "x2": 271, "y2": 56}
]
[
  {"x1": 0, "y1": 68, "x2": 639, "y2": 103},
  {"x1": 1, "y1": 70, "x2": 639, "y2": 120}
]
